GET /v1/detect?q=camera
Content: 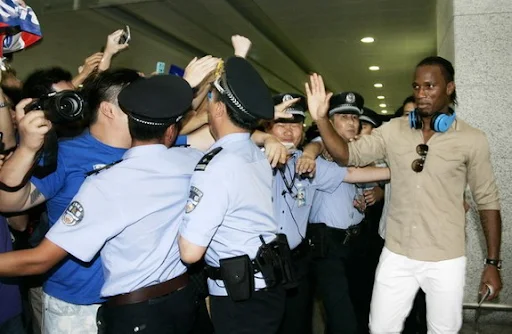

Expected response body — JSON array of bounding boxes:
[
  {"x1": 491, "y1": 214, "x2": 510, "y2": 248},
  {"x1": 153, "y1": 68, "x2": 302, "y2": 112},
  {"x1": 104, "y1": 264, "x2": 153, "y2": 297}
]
[{"x1": 24, "y1": 90, "x2": 85, "y2": 124}]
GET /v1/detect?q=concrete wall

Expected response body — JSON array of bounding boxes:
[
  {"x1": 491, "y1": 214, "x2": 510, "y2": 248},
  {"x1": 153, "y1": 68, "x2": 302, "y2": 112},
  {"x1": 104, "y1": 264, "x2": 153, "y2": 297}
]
[{"x1": 437, "y1": 0, "x2": 512, "y2": 325}]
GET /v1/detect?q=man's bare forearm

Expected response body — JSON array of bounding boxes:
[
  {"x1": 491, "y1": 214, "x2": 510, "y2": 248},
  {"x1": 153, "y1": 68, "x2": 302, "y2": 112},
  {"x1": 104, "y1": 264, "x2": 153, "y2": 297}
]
[
  {"x1": 250, "y1": 130, "x2": 273, "y2": 146},
  {"x1": 302, "y1": 142, "x2": 323, "y2": 159},
  {"x1": 98, "y1": 53, "x2": 113, "y2": 72},
  {"x1": 479, "y1": 210, "x2": 501, "y2": 259},
  {"x1": 180, "y1": 110, "x2": 208, "y2": 135},
  {"x1": 191, "y1": 84, "x2": 209, "y2": 111},
  {"x1": 0, "y1": 239, "x2": 67, "y2": 276},
  {"x1": 0, "y1": 146, "x2": 39, "y2": 211},
  {"x1": 316, "y1": 116, "x2": 350, "y2": 165}
]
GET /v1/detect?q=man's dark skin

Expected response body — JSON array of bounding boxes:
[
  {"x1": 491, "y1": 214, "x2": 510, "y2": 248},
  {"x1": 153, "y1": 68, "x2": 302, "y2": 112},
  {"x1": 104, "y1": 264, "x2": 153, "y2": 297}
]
[{"x1": 305, "y1": 66, "x2": 502, "y2": 300}]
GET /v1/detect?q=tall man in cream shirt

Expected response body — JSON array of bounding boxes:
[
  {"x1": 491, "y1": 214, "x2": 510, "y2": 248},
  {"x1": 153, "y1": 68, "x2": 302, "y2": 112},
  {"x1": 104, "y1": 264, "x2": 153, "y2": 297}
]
[{"x1": 305, "y1": 56, "x2": 502, "y2": 334}]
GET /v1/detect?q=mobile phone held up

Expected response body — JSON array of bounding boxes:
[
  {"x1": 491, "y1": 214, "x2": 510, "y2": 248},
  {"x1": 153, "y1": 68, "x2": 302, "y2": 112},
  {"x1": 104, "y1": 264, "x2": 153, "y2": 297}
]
[
  {"x1": 119, "y1": 25, "x2": 131, "y2": 45},
  {"x1": 156, "y1": 62, "x2": 166, "y2": 75}
]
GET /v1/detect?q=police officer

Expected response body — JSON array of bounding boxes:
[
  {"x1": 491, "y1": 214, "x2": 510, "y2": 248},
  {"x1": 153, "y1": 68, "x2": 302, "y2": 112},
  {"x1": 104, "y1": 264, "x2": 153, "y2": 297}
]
[
  {"x1": 308, "y1": 92, "x2": 389, "y2": 334},
  {"x1": 266, "y1": 93, "x2": 346, "y2": 334},
  {"x1": 178, "y1": 56, "x2": 286, "y2": 334},
  {"x1": 0, "y1": 75, "x2": 202, "y2": 334},
  {"x1": 359, "y1": 106, "x2": 383, "y2": 135}
]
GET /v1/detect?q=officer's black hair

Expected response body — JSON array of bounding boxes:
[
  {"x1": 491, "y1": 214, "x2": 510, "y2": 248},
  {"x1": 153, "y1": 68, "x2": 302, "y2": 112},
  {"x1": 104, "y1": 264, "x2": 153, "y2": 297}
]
[
  {"x1": 128, "y1": 118, "x2": 183, "y2": 143},
  {"x1": 81, "y1": 68, "x2": 141, "y2": 125},
  {"x1": 395, "y1": 95, "x2": 416, "y2": 117},
  {"x1": 22, "y1": 67, "x2": 73, "y2": 99},
  {"x1": 305, "y1": 124, "x2": 319, "y2": 144},
  {"x1": 416, "y1": 56, "x2": 457, "y2": 105},
  {"x1": 402, "y1": 95, "x2": 415, "y2": 106}
]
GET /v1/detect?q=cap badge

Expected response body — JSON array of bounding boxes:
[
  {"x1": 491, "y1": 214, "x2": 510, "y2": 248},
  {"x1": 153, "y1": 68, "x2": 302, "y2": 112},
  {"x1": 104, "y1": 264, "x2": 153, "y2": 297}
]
[
  {"x1": 346, "y1": 93, "x2": 356, "y2": 104},
  {"x1": 283, "y1": 94, "x2": 294, "y2": 102}
]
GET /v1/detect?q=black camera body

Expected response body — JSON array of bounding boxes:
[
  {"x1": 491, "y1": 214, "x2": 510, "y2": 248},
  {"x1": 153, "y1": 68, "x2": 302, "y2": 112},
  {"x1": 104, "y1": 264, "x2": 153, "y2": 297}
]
[{"x1": 24, "y1": 90, "x2": 85, "y2": 124}]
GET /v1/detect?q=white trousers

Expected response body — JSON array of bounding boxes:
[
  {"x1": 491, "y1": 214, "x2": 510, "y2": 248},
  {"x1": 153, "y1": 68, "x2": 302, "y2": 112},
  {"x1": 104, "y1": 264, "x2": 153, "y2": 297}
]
[
  {"x1": 42, "y1": 292, "x2": 100, "y2": 334},
  {"x1": 369, "y1": 247, "x2": 466, "y2": 334}
]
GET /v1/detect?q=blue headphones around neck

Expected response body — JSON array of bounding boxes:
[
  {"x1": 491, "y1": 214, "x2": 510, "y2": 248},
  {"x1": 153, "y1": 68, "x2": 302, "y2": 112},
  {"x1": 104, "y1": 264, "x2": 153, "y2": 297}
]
[{"x1": 408, "y1": 108, "x2": 456, "y2": 132}]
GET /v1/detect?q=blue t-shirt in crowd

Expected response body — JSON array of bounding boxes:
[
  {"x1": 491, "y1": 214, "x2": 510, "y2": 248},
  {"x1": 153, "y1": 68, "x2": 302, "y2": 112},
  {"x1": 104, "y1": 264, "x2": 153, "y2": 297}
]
[{"x1": 31, "y1": 131, "x2": 126, "y2": 305}]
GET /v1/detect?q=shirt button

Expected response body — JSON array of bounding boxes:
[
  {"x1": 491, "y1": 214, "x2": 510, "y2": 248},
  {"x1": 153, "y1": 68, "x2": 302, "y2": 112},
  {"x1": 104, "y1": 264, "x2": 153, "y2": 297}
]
[
  {"x1": 416, "y1": 185, "x2": 421, "y2": 189},
  {"x1": 282, "y1": 210, "x2": 285, "y2": 214},
  {"x1": 280, "y1": 227, "x2": 283, "y2": 230}
]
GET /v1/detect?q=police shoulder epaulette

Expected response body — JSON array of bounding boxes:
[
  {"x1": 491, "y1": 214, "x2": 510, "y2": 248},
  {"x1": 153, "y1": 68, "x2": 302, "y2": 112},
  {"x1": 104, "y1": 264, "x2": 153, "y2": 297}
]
[
  {"x1": 85, "y1": 159, "x2": 123, "y2": 177},
  {"x1": 195, "y1": 147, "x2": 223, "y2": 171}
]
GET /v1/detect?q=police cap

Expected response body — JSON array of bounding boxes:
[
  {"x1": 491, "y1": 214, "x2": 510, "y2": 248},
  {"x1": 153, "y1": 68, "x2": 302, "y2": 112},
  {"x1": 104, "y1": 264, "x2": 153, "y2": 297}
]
[
  {"x1": 272, "y1": 93, "x2": 307, "y2": 123},
  {"x1": 213, "y1": 56, "x2": 274, "y2": 121},
  {"x1": 360, "y1": 107, "x2": 382, "y2": 128},
  {"x1": 328, "y1": 91, "x2": 364, "y2": 117},
  {"x1": 118, "y1": 75, "x2": 193, "y2": 126}
]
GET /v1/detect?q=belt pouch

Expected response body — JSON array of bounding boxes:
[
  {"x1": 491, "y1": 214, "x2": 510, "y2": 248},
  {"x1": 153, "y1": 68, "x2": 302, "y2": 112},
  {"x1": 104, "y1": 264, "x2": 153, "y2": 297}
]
[{"x1": 219, "y1": 255, "x2": 254, "y2": 302}]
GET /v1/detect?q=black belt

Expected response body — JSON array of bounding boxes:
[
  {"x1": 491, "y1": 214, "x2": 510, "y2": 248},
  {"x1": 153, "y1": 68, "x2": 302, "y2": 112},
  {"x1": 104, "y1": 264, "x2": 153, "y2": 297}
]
[
  {"x1": 325, "y1": 224, "x2": 361, "y2": 241},
  {"x1": 308, "y1": 223, "x2": 362, "y2": 244},
  {"x1": 291, "y1": 239, "x2": 311, "y2": 260},
  {"x1": 106, "y1": 273, "x2": 189, "y2": 307}
]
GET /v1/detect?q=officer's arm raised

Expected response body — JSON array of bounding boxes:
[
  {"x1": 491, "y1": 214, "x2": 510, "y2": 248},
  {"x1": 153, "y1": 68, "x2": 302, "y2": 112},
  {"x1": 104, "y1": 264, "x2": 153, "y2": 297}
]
[
  {"x1": 305, "y1": 74, "x2": 351, "y2": 164},
  {"x1": 0, "y1": 99, "x2": 49, "y2": 211},
  {"x1": 0, "y1": 238, "x2": 68, "y2": 276}
]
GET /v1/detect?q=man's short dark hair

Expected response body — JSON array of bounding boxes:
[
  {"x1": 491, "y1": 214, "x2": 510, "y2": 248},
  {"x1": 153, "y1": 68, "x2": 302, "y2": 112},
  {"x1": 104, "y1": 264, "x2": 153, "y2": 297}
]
[
  {"x1": 127, "y1": 118, "x2": 182, "y2": 142},
  {"x1": 81, "y1": 68, "x2": 141, "y2": 125},
  {"x1": 22, "y1": 67, "x2": 73, "y2": 98},
  {"x1": 416, "y1": 56, "x2": 457, "y2": 104}
]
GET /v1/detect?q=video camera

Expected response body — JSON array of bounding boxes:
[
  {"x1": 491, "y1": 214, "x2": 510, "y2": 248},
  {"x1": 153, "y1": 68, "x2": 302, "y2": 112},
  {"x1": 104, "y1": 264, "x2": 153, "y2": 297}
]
[{"x1": 24, "y1": 90, "x2": 85, "y2": 124}]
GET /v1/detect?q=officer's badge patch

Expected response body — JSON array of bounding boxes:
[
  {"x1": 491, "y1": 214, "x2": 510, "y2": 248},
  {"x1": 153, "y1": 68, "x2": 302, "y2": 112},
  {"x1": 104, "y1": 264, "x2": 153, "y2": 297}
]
[
  {"x1": 62, "y1": 201, "x2": 84, "y2": 226},
  {"x1": 185, "y1": 187, "x2": 203, "y2": 213}
]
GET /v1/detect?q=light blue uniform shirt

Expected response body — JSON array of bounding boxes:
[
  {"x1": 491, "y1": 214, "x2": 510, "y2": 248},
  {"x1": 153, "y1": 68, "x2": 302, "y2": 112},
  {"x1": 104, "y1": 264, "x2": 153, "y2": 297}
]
[
  {"x1": 47, "y1": 145, "x2": 202, "y2": 297},
  {"x1": 31, "y1": 130, "x2": 126, "y2": 304},
  {"x1": 273, "y1": 151, "x2": 344, "y2": 249},
  {"x1": 180, "y1": 133, "x2": 277, "y2": 296},
  {"x1": 309, "y1": 160, "x2": 364, "y2": 229}
]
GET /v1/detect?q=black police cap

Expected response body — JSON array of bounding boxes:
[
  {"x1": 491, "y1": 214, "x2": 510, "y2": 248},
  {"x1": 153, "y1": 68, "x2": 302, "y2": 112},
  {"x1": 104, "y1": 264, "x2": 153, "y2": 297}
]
[
  {"x1": 328, "y1": 91, "x2": 364, "y2": 116},
  {"x1": 118, "y1": 75, "x2": 193, "y2": 126},
  {"x1": 272, "y1": 93, "x2": 307, "y2": 123},
  {"x1": 213, "y1": 56, "x2": 274, "y2": 121},
  {"x1": 360, "y1": 107, "x2": 382, "y2": 128}
]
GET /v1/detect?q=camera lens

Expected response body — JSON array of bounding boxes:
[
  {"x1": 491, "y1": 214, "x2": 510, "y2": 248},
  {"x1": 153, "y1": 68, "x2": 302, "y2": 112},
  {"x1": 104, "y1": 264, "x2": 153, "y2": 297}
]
[
  {"x1": 53, "y1": 91, "x2": 84, "y2": 122},
  {"x1": 59, "y1": 97, "x2": 77, "y2": 114}
]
